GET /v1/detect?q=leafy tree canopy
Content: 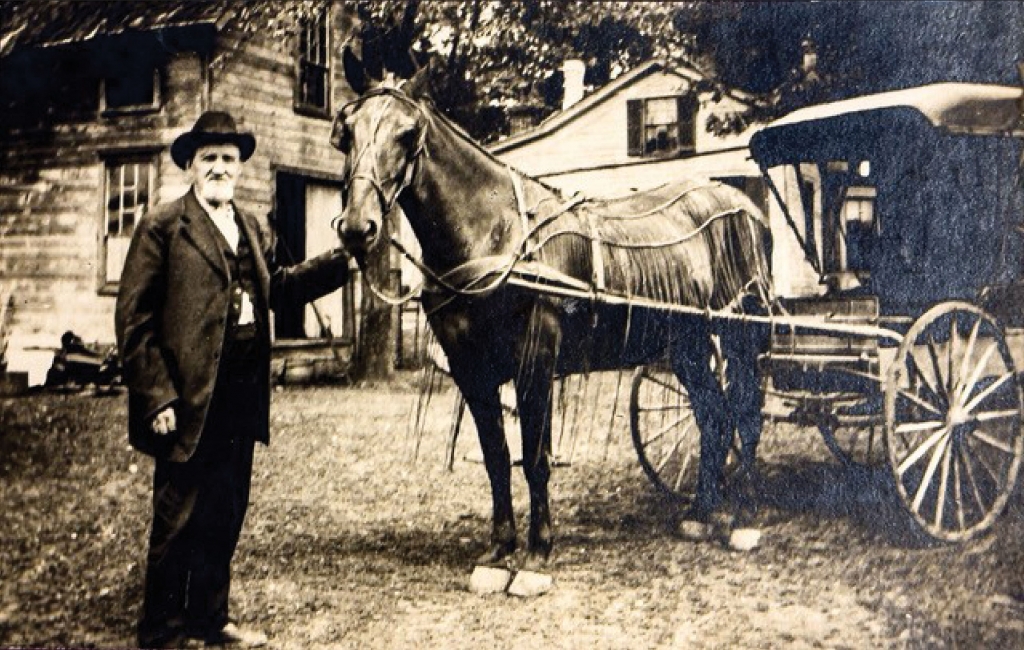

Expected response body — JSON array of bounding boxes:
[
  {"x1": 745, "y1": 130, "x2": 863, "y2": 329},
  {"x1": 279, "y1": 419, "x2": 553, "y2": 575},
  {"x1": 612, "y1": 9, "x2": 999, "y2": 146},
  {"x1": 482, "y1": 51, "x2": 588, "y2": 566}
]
[{"x1": 345, "y1": 1, "x2": 1023, "y2": 141}]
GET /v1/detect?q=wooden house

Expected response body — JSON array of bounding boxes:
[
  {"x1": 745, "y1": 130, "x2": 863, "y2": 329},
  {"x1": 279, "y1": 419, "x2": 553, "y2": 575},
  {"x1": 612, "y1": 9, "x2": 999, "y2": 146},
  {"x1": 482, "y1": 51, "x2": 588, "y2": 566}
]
[{"x1": 0, "y1": 1, "x2": 360, "y2": 387}]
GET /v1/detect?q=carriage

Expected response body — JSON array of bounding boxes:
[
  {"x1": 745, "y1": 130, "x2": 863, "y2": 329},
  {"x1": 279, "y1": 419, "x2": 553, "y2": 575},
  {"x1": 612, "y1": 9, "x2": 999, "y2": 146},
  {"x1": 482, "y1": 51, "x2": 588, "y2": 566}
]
[
  {"x1": 335, "y1": 53, "x2": 1024, "y2": 564},
  {"x1": 631, "y1": 82, "x2": 1024, "y2": 542}
]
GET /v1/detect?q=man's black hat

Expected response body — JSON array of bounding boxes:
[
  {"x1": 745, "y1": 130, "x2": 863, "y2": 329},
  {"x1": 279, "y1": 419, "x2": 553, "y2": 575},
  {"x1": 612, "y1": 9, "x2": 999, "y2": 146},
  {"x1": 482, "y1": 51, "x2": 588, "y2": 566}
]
[{"x1": 170, "y1": 111, "x2": 256, "y2": 169}]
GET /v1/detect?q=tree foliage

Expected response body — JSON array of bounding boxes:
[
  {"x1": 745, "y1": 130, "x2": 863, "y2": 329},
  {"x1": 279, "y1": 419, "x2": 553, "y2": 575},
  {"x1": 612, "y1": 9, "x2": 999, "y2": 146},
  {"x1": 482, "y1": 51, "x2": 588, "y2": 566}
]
[{"x1": 345, "y1": 1, "x2": 1023, "y2": 141}]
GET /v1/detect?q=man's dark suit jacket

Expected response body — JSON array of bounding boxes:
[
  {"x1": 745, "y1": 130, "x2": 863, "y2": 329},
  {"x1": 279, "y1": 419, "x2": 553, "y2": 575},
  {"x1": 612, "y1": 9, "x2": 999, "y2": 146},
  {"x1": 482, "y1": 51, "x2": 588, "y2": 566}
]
[{"x1": 115, "y1": 190, "x2": 349, "y2": 461}]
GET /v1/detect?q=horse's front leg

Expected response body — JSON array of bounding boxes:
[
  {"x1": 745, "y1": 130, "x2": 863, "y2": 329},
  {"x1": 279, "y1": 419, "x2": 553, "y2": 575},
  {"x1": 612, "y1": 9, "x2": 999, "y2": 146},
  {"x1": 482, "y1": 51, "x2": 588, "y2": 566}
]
[
  {"x1": 515, "y1": 307, "x2": 561, "y2": 564},
  {"x1": 460, "y1": 381, "x2": 517, "y2": 565}
]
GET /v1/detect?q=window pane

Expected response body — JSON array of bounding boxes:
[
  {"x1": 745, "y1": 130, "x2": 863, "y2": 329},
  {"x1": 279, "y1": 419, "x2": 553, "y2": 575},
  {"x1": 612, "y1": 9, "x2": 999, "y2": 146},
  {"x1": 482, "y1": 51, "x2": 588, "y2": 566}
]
[
  {"x1": 645, "y1": 98, "x2": 677, "y2": 125},
  {"x1": 105, "y1": 67, "x2": 155, "y2": 109},
  {"x1": 104, "y1": 158, "x2": 153, "y2": 284},
  {"x1": 297, "y1": 9, "x2": 330, "y2": 111}
]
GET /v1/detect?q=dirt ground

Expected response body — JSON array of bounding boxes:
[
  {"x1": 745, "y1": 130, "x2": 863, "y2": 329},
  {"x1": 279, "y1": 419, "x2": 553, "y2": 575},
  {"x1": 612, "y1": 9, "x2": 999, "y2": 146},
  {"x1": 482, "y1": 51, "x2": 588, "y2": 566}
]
[{"x1": 2, "y1": 372, "x2": 1024, "y2": 649}]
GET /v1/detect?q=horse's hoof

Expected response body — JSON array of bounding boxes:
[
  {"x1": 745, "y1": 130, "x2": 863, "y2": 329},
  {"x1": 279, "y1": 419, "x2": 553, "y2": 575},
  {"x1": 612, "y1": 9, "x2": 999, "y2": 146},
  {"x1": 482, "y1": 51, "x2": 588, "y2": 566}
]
[
  {"x1": 475, "y1": 540, "x2": 517, "y2": 567},
  {"x1": 469, "y1": 565, "x2": 513, "y2": 595},
  {"x1": 525, "y1": 537, "x2": 553, "y2": 564},
  {"x1": 732, "y1": 501, "x2": 760, "y2": 529},
  {"x1": 728, "y1": 527, "x2": 762, "y2": 551},
  {"x1": 521, "y1": 547, "x2": 552, "y2": 573},
  {"x1": 680, "y1": 504, "x2": 714, "y2": 524},
  {"x1": 676, "y1": 519, "x2": 714, "y2": 541},
  {"x1": 507, "y1": 569, "x2": 554, "y2": 597}
]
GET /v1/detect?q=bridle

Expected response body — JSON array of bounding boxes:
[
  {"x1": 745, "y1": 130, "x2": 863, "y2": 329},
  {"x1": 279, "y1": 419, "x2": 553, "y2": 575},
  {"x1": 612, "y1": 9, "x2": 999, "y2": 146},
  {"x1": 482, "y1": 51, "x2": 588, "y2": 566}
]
[
  {"x1": 335, "y1": 87, "x2": 428, "y2": 228},
  {"x1": 331, "y1": 86, "x2": 432, "y2": 306}
]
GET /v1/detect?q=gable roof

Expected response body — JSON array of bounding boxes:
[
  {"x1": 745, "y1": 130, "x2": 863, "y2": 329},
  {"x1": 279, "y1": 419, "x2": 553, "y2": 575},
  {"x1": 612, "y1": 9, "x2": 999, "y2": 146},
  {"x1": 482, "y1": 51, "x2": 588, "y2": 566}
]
[
  {"x1": 490, "y1": 58, "x2": 709, "y2": 154},
  {"x1": 0, "y1": 1, "x2": 238, "y2": 57}
]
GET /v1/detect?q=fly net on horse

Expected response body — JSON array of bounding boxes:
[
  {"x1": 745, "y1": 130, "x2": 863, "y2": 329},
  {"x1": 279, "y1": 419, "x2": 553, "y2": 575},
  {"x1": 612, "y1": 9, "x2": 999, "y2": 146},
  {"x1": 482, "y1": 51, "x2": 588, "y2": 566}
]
[
  {"x1": 512, "y1": 177, "x2": 773, "y2": 315},
  {"x1": 424, "y1": 169, "x2": 774, "y2": 324}
]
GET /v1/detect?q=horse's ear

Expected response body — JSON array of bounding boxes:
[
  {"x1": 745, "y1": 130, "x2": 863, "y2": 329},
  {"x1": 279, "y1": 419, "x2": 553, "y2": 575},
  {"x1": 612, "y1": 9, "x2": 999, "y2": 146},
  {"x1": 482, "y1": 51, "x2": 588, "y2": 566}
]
[
  {"x1": 402, "y1": 60, "x2": 433, "y2": 99},
  {"x1": 343, "y1": 46, "x2": 371, "y2": 95}
]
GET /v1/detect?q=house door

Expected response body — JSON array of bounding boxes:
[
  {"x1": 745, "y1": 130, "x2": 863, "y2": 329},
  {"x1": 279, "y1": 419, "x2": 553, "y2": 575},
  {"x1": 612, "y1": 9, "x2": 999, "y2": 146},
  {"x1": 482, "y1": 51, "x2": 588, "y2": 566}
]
[{"x1": 273, "y1": 172, "x2": 348, "y2": 340}]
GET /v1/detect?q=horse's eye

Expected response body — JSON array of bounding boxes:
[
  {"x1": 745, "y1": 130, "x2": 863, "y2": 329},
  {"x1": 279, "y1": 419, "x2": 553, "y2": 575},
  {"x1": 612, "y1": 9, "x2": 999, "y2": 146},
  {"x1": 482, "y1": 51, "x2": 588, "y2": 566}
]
[
  {"x1": 397, "y1": 127, "x2": 419, "y2": 149},
  {"x1": 330, "y1": 114, "x2": 353, "y2": 152}
]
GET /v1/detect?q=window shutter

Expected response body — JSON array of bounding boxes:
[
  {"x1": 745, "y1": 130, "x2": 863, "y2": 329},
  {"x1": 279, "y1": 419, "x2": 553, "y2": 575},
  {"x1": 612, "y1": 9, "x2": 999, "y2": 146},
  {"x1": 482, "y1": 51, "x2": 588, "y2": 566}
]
[
  {"x1": 626, "y1": 99, "x2": 644, "y2": 156},
  {"x1": 676, "y1": 95, "x2": 697, "y2": 152}
]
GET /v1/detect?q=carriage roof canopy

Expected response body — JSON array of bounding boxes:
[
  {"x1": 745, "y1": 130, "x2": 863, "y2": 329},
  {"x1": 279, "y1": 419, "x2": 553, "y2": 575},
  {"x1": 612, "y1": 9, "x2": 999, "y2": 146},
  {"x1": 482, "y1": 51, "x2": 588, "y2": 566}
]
[{"x1": 750, "y1": 83, "x2": 1024, "y2": 167}]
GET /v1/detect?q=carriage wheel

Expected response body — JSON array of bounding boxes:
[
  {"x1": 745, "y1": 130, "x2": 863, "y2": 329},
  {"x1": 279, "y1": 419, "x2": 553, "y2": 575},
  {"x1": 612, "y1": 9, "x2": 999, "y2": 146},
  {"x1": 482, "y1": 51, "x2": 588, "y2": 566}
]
[
  {"x1": 630, "y1": 360, "x2": 737, "y2": 503},
  {"x1": 818, "y1": 391, "x2": 886, "y2": 468},
  {"x1": 631, "y1": 365, "x2": 700, "y2": 502},
  {"x1": 885, "y1": 302, "x2": 1024, "y2": 541}
]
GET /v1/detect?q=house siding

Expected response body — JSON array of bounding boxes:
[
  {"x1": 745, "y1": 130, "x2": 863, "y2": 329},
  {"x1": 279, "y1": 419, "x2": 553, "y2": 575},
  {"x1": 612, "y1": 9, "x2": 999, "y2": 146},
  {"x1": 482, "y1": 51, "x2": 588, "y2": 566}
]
[
  {"x1": 0, "y1": 5, "x2": 355, "y2": 384},
  {"x1": 498, "y1": 69, "x2": 752, "y2": 181},
  {"x1": 0, "y1": 50, "x2": 207, "y2": 360}
]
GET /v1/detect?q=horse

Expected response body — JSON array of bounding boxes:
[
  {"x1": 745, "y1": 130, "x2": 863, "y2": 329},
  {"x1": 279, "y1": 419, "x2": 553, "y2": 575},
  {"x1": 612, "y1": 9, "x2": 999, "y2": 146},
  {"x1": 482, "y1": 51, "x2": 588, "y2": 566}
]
[{"x1": 333, "y1": 50, "x2": 773, "y2": 567}]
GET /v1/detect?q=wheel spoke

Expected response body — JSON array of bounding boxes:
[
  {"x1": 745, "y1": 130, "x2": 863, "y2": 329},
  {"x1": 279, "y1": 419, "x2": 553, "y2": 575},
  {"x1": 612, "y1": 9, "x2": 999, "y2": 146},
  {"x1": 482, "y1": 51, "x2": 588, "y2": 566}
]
[
  {"x1": 639, "y1": 404, "x2": 692, "y2": 414},
  {"x1": 912, "y1": 434, "x2": 949, "y2": 513},
  {"x1": 644, "y1": 372, "x2": 685, "y2": 394},
  {"x1": 962, "y1": 370, "x2": 1014, "y2": 414},
  {"x1": 970, "y1": 409, "x2": 1019, "y2": 424},
  {"x1": 642, "y1": 414, "x2": 692, "y2": 448},
  {"x1": 896, "y1": 386, "x2": 943, "y2": 416},
  {"x1": 969, "y1": 427, "x2": 1017, "y2": 457},
  {"x1": 925, "y1": 334, "x2": 950, "y2": 404},
  {"x1": 953, "y1": 318, "x2": 982, "y2": 398},
  {"x1": 897, "y1": 425, "x2": 950, "y2": 477},
  {"x1": 895, "y1": 419, "x2": 944, "y2": 435},
  {"x1": 909, "y1": 352, "x2": 944, "y2": 409},
  {"x1": 654, "y1": 435, "x2": 684, "y2": 473},
  {"x1": 672, "y1": 452, "x2": 694, "y2": 491},
  {"x1": 959, "y1": 442, "x2": 988, "y2": 513},
  {"x1": 957, "y1": 341, "x2": 999, "y2": 405},
  {"x1": 963, "y1": 435, "x2": 1002, "y2": 488},
  {"x1": 934, "y1": 440, "x2": 953, "y2": 528},
  {"x1": 948, "y1": 316, "x2": 961, "y2": 395},
  {"x1": 953, "y1": 449, "x2": 966, "y2": 531}
]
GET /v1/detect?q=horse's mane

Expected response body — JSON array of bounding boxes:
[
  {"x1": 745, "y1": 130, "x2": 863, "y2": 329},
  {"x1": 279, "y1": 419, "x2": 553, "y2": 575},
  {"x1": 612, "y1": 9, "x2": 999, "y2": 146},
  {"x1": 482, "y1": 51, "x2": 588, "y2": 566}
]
[{"x1": 418, "y1": 95, "x2": 567, "y2": 197}]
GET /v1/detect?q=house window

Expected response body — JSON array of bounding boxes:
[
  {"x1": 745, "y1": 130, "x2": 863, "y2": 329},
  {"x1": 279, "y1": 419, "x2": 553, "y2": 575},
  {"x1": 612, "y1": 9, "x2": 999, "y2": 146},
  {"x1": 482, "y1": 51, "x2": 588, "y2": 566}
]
[
  {"x1": 102, "y1": 155, "x2": 156, "y2": 289},
  {"x1": 296, "y1": 8, "x2": 330, "y2": 114},
  {"x1": 102, "y1": 66, "x2": 160, "y2": 115},
  {"x1": 627, "y1": 95, "x2": 698, "y2": 157}
]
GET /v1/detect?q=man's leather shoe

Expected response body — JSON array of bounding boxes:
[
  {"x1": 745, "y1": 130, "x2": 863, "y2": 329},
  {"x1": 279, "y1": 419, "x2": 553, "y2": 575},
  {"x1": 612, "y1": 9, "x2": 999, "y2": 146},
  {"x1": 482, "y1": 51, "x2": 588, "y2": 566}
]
[{"x1": 203, "y1": 622, "x2": 268, "y2": 647}]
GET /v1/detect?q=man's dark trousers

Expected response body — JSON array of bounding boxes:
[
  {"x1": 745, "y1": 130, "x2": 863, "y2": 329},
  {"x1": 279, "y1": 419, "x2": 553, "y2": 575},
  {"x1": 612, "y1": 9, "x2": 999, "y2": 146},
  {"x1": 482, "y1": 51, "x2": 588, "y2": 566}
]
[{"x1": 137, "y1": 342, "x2": 260, "y2": 647}]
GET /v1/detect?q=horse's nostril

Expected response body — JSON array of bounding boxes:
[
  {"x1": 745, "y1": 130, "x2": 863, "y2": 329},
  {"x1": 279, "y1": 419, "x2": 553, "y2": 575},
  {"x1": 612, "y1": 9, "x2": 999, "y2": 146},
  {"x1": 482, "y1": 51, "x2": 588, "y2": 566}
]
[{"x1": 363, "y1": 220, "x2": 378, "y2": 240}]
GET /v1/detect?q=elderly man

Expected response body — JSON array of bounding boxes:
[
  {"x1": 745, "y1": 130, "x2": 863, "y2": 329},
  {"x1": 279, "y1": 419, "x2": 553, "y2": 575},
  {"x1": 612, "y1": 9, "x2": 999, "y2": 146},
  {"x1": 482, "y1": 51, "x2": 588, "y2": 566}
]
[{"x1": 116, "y1": 111, "x2": 349, "y2": 648}]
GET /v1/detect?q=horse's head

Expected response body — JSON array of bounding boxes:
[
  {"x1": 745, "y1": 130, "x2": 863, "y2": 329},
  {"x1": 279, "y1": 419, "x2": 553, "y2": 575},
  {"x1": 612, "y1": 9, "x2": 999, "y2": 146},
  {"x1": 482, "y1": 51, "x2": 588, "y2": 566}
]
[{"x1": 332, "y1": 48, "x2": 430, "y2": 264}]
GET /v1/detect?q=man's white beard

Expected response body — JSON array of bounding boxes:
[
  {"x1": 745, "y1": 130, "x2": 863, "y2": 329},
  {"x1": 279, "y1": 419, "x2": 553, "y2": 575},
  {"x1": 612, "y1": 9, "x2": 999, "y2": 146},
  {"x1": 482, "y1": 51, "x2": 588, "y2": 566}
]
[{"x1": 200, "y1": 180, "x2": 235, "y2": 206}]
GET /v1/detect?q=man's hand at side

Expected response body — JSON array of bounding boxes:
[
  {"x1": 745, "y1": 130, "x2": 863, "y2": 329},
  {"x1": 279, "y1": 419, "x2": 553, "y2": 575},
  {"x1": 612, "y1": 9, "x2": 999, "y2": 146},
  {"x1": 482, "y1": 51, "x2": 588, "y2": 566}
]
[{"x1": 150, "y1": 407, "x2": 177, "y2": 436}]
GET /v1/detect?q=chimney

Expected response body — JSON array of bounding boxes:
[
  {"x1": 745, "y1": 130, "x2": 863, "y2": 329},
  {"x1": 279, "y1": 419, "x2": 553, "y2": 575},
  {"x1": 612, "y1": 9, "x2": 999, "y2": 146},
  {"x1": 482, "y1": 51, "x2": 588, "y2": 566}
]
[{"x1": 562, "y1": 58, "x2": 585, "y2": 110}]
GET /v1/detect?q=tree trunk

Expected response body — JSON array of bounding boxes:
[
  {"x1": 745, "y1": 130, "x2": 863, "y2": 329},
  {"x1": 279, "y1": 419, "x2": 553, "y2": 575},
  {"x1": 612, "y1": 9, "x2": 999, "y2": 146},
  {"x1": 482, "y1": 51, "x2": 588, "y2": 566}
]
[{"x1": 352, "y1": 216, "x2": 397, "y2": 381}]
